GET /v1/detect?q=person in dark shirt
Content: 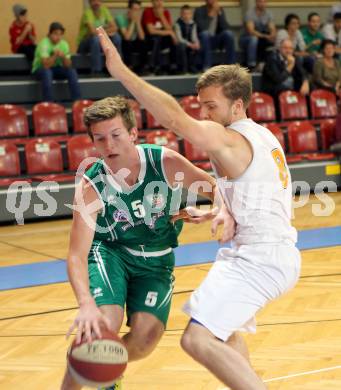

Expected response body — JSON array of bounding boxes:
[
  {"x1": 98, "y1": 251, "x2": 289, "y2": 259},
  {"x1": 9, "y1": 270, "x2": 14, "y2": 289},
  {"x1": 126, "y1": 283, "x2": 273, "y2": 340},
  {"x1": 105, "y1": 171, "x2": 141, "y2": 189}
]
[
  {"x1": 194, "y1": 0, "x2": 236, "y2": 70},
  {"x1": 174, "y1": 5, "x2": 201, "y2": 73},
  {"x1": 262, "y1": 38, "x2": 309, "y2": 96}
]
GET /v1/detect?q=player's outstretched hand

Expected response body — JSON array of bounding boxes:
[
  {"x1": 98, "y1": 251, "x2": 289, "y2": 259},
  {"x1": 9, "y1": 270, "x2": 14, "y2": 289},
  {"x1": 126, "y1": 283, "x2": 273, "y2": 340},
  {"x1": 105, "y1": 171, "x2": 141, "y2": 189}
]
[
  {"x1": 66, "y1": 299, "x2": 111, "y2": 344},
  {"x1": 171, "y1": 206, "x2": 218, "y2": 224},
  {"x1": 96, "y1": 26, "x2": 124, "y2": 77},
  {"x1": 211, "y1": 206, "x2": 236, "y2": 244}
]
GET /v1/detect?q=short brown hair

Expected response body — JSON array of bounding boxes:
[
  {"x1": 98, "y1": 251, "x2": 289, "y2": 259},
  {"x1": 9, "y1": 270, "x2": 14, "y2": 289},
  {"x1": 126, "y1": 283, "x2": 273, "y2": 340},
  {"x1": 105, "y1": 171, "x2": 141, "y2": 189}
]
[
  {"x1": 196, "y1": 64, "x2": 252, "y2": 109},
  {"x1": 84, "y1": 96, "x2": 137, "y2": 140}
]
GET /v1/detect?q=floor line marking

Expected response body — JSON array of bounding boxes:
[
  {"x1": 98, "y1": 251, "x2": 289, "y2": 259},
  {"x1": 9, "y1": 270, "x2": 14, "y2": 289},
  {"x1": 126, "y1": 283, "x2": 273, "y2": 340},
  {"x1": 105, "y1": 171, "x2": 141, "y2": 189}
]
[{"x1": 263, "y1": 364, "x2": 341, "y2": 383}]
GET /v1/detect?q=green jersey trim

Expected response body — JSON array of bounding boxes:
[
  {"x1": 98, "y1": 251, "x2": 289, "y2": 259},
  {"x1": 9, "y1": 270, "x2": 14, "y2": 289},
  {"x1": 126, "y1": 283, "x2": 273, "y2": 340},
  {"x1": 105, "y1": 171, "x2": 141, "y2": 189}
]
[{"x1": 101, "y1": 145, "x2": 147, "y2": 194}]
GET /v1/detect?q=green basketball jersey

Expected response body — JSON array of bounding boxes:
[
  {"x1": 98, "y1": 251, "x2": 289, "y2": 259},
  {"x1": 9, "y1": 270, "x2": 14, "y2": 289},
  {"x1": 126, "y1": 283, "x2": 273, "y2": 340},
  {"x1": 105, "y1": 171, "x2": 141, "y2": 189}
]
[{"x1": 84, "y1": 144, "x2": 183, "y2": 252}]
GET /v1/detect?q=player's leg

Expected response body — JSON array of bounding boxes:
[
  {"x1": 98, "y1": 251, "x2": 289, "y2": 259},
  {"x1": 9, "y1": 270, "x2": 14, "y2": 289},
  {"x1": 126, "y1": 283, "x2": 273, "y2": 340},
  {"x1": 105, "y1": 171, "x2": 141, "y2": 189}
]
[
  {"x1": 226, "y1": 332, "x2": 250, "y2": 362},
  {"x1": 123, "y1": 311, "x2": 165, "y2": 361},
  {"x1": 181, "y1": 321, "x2": 266, "y2": 390},
  {"x1": 122, "y1": 249, "x2": 175, "y2": 361}
]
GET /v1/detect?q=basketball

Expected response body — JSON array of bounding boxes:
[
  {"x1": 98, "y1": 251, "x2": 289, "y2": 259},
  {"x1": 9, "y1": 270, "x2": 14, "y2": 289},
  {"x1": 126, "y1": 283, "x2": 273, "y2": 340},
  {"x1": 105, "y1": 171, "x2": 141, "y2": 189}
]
[{"x1": 67, "y1": 329, "x2": 128, "y2": 388}]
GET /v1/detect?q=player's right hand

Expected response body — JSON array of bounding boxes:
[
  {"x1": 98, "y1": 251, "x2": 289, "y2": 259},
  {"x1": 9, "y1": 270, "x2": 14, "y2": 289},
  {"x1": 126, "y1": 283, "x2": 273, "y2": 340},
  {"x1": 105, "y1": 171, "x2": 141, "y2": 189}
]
[{"x1": 66, "y1": 299, "x2": 111, "y2": 344}]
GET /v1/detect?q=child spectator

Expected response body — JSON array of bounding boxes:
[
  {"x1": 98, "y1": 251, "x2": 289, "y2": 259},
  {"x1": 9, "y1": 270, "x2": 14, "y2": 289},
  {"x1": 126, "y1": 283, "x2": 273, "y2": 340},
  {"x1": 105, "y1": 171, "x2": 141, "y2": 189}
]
[
  {"x1": 32, "y1": 22, "x2": 81, "y2": 102},
  {"x1": 174, "y1": 5, "x2": 200, "y2": 73},
  {"x1": 9, "y1": 4, "x2": 36, "y2": 61}
]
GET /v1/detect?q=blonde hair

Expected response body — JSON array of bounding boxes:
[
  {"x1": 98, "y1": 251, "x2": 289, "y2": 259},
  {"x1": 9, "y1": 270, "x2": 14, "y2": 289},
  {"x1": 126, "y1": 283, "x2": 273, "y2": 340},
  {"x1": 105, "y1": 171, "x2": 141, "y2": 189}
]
[
  {"x1": 196, "y1": 64, "x2": 252, "y2": 109},
  {"x1": 84, "y1": 96, "x2": 136, "y2": 140}
]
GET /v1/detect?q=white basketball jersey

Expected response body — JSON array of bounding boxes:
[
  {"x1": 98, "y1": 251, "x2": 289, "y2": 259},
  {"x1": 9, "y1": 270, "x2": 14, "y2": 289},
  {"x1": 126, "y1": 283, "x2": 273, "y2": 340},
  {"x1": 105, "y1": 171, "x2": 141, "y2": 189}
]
[{"x1": 214, "y1": 118, "x2": 297, "y2": 245}]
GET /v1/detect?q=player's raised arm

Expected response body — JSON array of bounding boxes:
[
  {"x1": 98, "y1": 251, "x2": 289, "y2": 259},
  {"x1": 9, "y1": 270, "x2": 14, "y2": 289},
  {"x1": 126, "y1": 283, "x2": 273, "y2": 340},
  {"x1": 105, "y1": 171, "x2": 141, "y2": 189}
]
[{"x1": 96, "y1": 26, "x2": 229, "y2": 153}]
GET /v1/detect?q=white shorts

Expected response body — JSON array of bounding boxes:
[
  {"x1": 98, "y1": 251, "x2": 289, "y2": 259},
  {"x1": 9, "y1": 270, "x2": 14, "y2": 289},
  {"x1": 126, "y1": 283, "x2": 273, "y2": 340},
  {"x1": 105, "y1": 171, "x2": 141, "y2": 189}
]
[{"x1": 182, "y1": 242, "x2": 301, "y2": 341}]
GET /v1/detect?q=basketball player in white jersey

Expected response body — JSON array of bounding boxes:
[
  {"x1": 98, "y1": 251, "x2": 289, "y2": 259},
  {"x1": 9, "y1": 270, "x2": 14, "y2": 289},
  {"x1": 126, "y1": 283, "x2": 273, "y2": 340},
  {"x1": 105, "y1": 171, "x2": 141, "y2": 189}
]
[{"x1": 96, "y1": 26, "x2": 301, "y2": 390}]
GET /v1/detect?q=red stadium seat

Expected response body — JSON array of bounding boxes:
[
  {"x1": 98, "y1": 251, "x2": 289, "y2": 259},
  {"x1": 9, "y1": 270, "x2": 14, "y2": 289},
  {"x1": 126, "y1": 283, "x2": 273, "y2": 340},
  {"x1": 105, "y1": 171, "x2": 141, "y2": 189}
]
[
  {"x1": 179, "y1": 95, "x2": 201, "y2": 120},
  {"x1": 248, "y1": 92, "x2": 276, "y2": 122},
  {"x1": 0, "y1": 142, "x2": 20, "y2": 177},
  {"x1": 33, "y1": 102, "x2": 68, "y2": 136},
  {"x1": 67, "y1": 135, "x2": 99, "y2": 172},
  {"x1": 263, "y1": 123, "x2": 285, "y2": 150},
  {"x1": 127, "y1": 99, "x2": 143, "y2": 129},
  {"x1": 0, "y1": 104, "x2": 29, "y2": 138},
  {"x1": 287, "y1": 121, "x2": 335, "y2": 161},
  {"x1": 320, "y1": 119, "x2": 336, "y2": 150},
  {"x1": 25, "y1": 138, "x2": 74, "y2": 182},
  {"x1": 310, "y1": 89, "x2": 337, "y2": 119},
  {"x1": 145, "y1": 130, "x2": 179, "y2": 152},
  {"x1": 279, "y1": 91, "x2": 308, "y2": 121},
  {"x1": 183, "y1": 140, "x2": 211, "y2": 170},
  {"x1": 72, "y1": 99, "x2": 93, "y2": 133},
  {"x1": 0, "y1": 141, "x2": 31, "y2": 186}
]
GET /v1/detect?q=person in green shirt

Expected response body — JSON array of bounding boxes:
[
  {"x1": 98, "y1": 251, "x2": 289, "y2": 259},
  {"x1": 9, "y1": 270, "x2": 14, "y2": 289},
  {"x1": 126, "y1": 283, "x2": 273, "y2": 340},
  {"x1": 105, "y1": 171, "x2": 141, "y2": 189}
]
[
  {"x1": 60, "y1": 96, "x2": 231, "y2": 390},
  {"x1": 116, "y1": 0, "x2": 149, "y2": 75},
  {"x1": 32, "y1": 22, "x2": 81, "y2": 102},
  {"x1": 78, "y1": 0, "x2": 122, "y2": 74},
  {"x1": 301, "y1": 12, "x2": 324, "y2": 55}
]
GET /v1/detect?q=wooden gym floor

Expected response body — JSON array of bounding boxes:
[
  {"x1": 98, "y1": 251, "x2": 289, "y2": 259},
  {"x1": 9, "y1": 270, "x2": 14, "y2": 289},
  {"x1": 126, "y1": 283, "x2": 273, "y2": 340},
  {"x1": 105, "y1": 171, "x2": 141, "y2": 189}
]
[{"x1": 0, "y1": 192, "x2": 341, "y2": 390}]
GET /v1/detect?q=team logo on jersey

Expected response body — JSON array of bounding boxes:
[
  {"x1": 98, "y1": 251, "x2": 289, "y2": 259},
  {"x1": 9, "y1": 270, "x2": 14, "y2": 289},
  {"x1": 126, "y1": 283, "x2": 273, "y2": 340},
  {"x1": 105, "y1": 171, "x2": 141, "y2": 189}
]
[
  {"x1": 146, "y1": 193, "x2": 165, "y2": 208},
  {"x1": 113, "y1": 209, "x2": 130, "y2": 222},
  {"x1": 93, "y1": 287, "x2": 103, "y2": 298}
]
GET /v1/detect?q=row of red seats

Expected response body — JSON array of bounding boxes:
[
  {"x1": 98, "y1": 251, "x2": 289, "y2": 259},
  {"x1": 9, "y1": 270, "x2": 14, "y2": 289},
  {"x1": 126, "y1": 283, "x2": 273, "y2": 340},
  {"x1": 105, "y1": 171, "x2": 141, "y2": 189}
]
[
  {"x1": 248, "y1": 90, "x2": 338, "y2": 123},
  {"x1": 0, "y1": 135, "x2": 98, "y2": 186},
  {"x1": 0, "y1": 97, "x2": 199, "y2": 141},
  {"x1": 0, "y1": 90, "x2": 337, "y2": 141},
  {"x1": 0, "y1": 122, "x2": 337, "y2": 187},
  {"x1": 0, "y1": 132, "x2": 210, "y2": 187}
]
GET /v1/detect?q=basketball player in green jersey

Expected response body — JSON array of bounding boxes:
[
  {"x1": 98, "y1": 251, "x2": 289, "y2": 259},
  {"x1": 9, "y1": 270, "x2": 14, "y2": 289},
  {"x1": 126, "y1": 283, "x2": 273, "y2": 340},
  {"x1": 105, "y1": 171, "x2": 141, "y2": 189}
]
[{"x1": 61, "y1": 96, "x2": 233, "y2": 390}]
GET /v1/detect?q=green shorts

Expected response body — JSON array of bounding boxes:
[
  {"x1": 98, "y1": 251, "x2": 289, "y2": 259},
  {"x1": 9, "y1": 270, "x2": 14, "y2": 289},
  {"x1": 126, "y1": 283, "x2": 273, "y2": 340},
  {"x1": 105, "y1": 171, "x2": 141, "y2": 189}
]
[{"x1": 88, "y1": 240, "x2": 175, "y2": 326}]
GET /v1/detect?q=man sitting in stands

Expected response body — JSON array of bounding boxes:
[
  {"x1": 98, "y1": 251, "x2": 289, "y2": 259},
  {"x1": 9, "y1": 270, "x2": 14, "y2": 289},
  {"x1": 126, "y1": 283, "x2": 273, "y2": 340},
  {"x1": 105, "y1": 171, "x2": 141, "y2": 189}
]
[{"x1": 262, "y1": 38, "x2": 309, "y2": 97}]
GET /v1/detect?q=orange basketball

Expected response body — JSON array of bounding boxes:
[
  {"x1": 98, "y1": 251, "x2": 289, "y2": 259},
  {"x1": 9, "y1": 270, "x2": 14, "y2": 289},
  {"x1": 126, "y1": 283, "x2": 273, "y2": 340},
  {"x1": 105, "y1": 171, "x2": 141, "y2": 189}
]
[{"x1": 67, "y1": 329, "x2": 128, "y2": 388}]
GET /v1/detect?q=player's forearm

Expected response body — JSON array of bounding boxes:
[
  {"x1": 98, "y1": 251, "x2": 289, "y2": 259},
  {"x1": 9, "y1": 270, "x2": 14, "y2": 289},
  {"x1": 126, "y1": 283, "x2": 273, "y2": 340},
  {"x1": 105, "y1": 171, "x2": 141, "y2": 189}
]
[
  {"x1": 114, "y1": 62, "x2": 186, "y2": 133},
  {"x1": 67, "y1": 255, "x2": 94, "y2": 306}
]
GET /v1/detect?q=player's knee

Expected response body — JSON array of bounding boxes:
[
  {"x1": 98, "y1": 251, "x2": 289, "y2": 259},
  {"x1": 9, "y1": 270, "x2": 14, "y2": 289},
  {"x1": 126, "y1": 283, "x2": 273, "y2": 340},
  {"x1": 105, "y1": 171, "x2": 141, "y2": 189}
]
[
  {"x1": 129, "y1": 326, "x2": 163, "y2": 358},
  {"x1": 180, "y1": 330, "x2": 202, "y2": 357}
]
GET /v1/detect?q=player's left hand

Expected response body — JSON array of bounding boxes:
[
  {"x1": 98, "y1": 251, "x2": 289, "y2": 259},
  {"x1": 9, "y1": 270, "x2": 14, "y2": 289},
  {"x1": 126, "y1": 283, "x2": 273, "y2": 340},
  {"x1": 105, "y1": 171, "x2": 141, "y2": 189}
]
[
  {"x1": 96, "y1": 26, "x2": 124, "y2": 77},
  {"x1": 171, "y1": 206, "x2": 218, "y2": 224}
]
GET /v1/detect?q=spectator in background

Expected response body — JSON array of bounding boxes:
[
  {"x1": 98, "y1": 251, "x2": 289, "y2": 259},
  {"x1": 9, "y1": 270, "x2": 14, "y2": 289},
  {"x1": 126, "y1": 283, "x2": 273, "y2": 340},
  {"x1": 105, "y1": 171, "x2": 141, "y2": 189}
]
[
  {"x1": 239, "y1": 0, "x2": 276, "y2": 70},
  {"x1": 142, "y1": 0, "x2": 183, "y2": 74},
  {"x1": 262, "y1": 38, "x2": 309, "y2": 96},
  {"x1": 313, "y1": 39, "x2": 341, "y2": 94},
  {"x1": 116, "y1": 0, "x2": 149, "y2": 75},
  {"x1": 301, "y1": 13, "x2": 324, "y2": 56},
  {"x1": 276, "y1": 13, "x2": 315, "y2": 72},
  {"x1": 329, "y1": 1, "x2": 341, "y2": 21},
  {"x1": 194, "y1": 0, "x2": 236, "y2": 71},
  {"x1": 32, "y1": 22, "x2": 81, "y2": 102},
  {"x1": 174, "y1": 5, "x2": 201, "y2": 73},
  {"x1": 9, "y1": 4, "x2": 36, "y2": 61},
  {"x1": 77, "y1": 0, "x2": 122, "y2": 75},
  {"x1": 322, "y1": 12, "x2": 341, "y2": 56}
]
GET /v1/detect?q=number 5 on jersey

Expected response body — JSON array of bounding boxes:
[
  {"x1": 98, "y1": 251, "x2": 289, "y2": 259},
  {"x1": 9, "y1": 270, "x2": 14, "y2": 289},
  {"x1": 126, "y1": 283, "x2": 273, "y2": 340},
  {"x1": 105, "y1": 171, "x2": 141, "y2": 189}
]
[{"x1": 145, "y1": 291, "x2": 158, "y2": 307}]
